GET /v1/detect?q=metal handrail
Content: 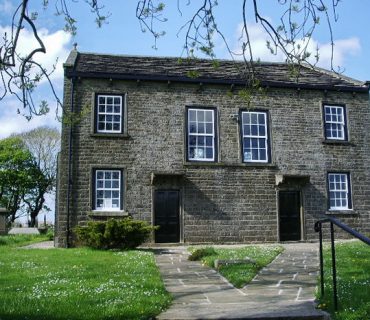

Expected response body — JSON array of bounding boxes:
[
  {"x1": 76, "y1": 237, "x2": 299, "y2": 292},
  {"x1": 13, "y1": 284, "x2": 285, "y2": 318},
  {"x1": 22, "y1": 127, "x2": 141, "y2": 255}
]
[{"x1": 314, "y1": 215, "x2": 370, "y2": 311}]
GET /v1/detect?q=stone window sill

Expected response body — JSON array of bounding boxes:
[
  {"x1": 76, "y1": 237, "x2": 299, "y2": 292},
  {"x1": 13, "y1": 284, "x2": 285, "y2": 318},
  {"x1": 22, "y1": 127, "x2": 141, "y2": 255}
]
[
  {"x1": 183, "y1": 162, "x2": 277, "y2": 169},
  {"x1": 322, "y1": 139, "x2": 352, "y2": 146},
  {"x1": 326, "y1": 210, "x2": 357, "y2": 215},
  {"x1": 90, "y1": 133, "x2": 130, "y2": 139},
  {"x1": 88, "y1": 211, "x2": 129, "y2": 217}
]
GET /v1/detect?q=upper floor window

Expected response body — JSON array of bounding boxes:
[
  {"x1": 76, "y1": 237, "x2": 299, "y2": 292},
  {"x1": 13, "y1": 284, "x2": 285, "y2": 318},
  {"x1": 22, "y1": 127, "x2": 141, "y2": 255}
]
[
  {"x1": 186, "y1": 107, "x2": 217, "y2": 162},
  {"x1": 328, "y1": 172, "x2": 352, "y2": 210},
  {"x1": 323, "y1": 105, "x2": 347, "y2": 141},
  {"x1": 241, "y1": 111, "x2": 270, "y2": 163},
  {"x1": 95, "y1": 94, "x2": 125, "y2": 134},
  {"x1": 94, "y1": 169, "x2": 123, "y2": 211}
]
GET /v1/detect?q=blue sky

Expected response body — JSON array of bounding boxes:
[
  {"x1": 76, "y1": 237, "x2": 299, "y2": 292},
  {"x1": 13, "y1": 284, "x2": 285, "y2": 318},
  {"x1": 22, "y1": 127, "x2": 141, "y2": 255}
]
[
  {"x1": 0, "y1": 0, "x2": 368, "y2": 139},
  {"x1": 0, "y1": 0, "x2": 369, "y2": 222}
]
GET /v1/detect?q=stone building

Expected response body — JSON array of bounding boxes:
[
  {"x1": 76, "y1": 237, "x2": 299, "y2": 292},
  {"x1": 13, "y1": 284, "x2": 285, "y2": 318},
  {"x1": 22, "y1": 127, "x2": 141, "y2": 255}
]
[{"x1": 55, "y1": 49, "x2": 370, "y2": 247}]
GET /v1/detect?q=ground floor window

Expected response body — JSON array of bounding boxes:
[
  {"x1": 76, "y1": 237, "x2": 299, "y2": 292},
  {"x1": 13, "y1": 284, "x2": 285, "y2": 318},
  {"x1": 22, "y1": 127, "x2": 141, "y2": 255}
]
[
  {"x1": 93, "y1": 169, "x2": 123, "y2": 211},
  {"x1": 328, "y1": 172, "x2": 352, "y2": 210}
]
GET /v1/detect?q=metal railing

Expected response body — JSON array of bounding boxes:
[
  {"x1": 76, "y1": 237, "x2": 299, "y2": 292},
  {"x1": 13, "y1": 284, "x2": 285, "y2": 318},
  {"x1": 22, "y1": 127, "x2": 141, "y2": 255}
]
[{"x1": 314, "y1": 215, "x2": 370, "y2": 310}]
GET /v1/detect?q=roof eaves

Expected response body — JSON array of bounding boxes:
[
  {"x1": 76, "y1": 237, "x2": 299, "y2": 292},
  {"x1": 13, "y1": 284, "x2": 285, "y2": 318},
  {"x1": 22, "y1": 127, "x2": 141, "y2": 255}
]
[{"x1": 65, "y1": 70, "x2": 369, "y2": 93}]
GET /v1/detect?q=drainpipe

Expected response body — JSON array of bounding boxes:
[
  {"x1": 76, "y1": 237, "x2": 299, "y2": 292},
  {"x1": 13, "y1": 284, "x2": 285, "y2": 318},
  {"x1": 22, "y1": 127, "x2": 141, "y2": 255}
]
[{"x1": 66, "y1": 76, "x2": 76, "y2": 248}]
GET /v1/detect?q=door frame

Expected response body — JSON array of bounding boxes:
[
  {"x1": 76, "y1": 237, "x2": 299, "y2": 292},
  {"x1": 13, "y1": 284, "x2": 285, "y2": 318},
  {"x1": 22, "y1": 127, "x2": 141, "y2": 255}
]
[
  {"x1": 152, "y1": 188, "x2": 183, "y2": 243},
  {"x1": 277, "y1": 189, "x2": 305, "y2": 241}
]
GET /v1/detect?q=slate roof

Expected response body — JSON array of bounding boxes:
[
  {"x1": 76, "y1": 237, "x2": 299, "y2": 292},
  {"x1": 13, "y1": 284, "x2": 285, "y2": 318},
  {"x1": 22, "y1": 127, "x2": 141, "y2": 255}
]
[{"x1": 64, "y1": 50, "x2": 369, "y2": 92}]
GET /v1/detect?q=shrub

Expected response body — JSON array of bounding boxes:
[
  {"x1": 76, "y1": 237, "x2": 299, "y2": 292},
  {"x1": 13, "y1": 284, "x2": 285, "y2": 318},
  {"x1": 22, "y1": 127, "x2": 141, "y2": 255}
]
[
  {"x1": 74, "y1": 218, "x2": 156, "y2": 250},
  {"x1": 188, "y1": 247, "x2": 217, "y2": 261}
]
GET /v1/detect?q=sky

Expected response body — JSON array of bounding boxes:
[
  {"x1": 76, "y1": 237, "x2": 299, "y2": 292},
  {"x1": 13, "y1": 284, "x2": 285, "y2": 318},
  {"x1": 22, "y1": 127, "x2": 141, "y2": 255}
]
[{"x1": 0, "y1": 0, "x2": 369, "y2": 221}]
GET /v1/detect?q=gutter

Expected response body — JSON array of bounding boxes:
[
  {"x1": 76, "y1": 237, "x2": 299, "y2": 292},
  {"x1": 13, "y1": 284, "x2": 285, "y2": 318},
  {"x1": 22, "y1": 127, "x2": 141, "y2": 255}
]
[
  {"x1": 66, "y1": 76, "x2": 75, "y2": 248},
  {"x1": 65, "y1": 70, "x2": 369, "y2": 93}
]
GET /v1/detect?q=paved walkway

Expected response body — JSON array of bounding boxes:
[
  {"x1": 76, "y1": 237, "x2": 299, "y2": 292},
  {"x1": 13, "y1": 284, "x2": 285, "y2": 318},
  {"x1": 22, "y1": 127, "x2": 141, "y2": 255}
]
[
  {"x1": 21, "y1": 241, "x2": 54, "y2": 249},
  {"x1": 155, "y1": 243, "x2": 329, "y2": 319}
]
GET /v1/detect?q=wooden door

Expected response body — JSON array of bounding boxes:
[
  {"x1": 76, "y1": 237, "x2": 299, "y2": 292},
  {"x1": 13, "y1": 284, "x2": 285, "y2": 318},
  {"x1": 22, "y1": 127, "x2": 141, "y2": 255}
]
[
  {"x1": 279, "y1": 191, "x2": 301, "y2": 241},
  {"x1": 154, "y1": 190, "x2": 180, "y2": 243}
]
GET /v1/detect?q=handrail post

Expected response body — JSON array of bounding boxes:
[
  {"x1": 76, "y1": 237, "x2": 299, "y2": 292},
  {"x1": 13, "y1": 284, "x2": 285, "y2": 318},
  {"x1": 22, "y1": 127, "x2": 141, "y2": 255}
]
[
  {"x1": 330, "y1": 222, "x2": 338, "y2": 310},
  {"x1": 318, "y1": 222, "x2": 324, "y2": 297}
]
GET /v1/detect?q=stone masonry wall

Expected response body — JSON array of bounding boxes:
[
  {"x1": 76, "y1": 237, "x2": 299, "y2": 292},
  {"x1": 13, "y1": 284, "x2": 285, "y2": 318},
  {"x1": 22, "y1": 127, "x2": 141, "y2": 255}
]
[{"x1": 55, "y1": 76, "x2": 370, "y2": 246}]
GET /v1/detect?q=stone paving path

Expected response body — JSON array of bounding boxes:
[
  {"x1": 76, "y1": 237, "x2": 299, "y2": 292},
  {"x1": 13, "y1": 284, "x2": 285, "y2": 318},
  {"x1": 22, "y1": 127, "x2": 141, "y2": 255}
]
[
  {"x1": 155, "y1": 243, "x2": 329, "y2": 319},
  {"x1": 21, "y1": 241, "x2": 54, "y2": 249}
]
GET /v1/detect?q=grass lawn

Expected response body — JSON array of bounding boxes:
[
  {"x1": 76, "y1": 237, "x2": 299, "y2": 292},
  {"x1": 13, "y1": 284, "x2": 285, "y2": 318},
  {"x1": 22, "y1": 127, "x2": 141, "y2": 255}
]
[
  {"x1": 188, "y1": 245, "x2": 283, "y2": 288},
  {"x1": 0, "y1": 235, "x2": 172, "y2": 320},
  {"x1": 317, "y1": 240, "x2": 370, "y2": 320}
]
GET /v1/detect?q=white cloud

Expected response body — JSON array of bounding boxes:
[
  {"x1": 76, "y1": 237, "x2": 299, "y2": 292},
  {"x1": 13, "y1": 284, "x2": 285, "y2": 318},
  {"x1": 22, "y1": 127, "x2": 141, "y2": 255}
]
[
  {"x1": 231, "y1": 22, "x2": 361, "y2": 70},
  {"x1": 0, "y1": 26, "x2": 70, "y2": 137},
  {"x1": 0, "y1": 97, "x2": 60, "y2": 139},
  {"x1": 0, "y1": 0, "x2": 14, "y2": 15},
  {"x1": 0, "y1": 25, "x2": 72, "y2": 84}
]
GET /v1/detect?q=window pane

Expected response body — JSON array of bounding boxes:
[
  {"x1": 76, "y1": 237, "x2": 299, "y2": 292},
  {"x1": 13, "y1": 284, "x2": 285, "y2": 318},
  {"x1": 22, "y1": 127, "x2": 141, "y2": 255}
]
[
  {"x1": 189, "y1": 147, "x2": 195, "y2": 159},
  {"x1": 251, "y1": 113, "x2": 258, "y2": 124},
  {"x1": 259, "y1": 149, "x2": 266, "y2": 160},
  {"x1": 251, "y1": 138, "x2": 258, "y2": 148},
  {"x1": 97, "y1": 171, "x2": 104, "y2": 179},
  {"x1": 251, "y1": 125, "x2": 258, "y2": 135},
  {"x1": 189, "y1": 122, "x2": 197, "y2": 133},
  {"x1": 198, "y1": 136, "x2": 205, "y2": 146},
  {"x1": 258, "y1": 113, "x2": 265, "y2": 124},
  {"x1": 205, "y1": 111, "x2": 213, "y2": 122},
  {"x1": 189, "y1": 136, "x2": 196, "y2": 146},
  {"x1": 198, "y1": 111, "x2": 204, "y2": 121},
  {"x1": 107, "y1": 97, "x2": 113, "y2": 104},
  {"x1": 189, "y1": 110, "x2": 196, "y2": 121},
  {"x1": 105, "y1": 181, "x2": 111, "y2": 188},
  {"x1": 205, "y1": 123, "x2": 213, "y2": 134},
  {"x1": 259, "y1": 125, "x2": 266, "y2": 136},
  {"x1": 104, "y1": 190, "x2": 111, "y2": 198},
  {"x1": 198, "y1": 123, "x2": 205, "y2": 133},
  {"x1": 113, "y1": 123, "x2": 120, "y2": 131},
  {"x1": 114, "y1": 97, "x2": 121, "y2": 104},
  {"x1": 206, "y1": 148, "x2": 213, "y2": 159},
  {"x1": 252, "y1": 149, "x2": 258, "y2": 159},
  {"x1": 97, "y1": 199, "x2": 103, "y2": 208},
  {"x1": 99, "y1": 97, "x2": 105, "y2": 104}
]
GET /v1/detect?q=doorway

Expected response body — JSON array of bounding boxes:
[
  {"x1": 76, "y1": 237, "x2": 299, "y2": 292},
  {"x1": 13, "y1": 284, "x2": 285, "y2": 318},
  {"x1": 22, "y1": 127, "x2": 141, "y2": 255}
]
[
  {"x1": 154, "y1": 190, "x2": 180, "y2": 243},
  {"x1": 278, "y1": 191, "x2": 302, "y2": 241}
]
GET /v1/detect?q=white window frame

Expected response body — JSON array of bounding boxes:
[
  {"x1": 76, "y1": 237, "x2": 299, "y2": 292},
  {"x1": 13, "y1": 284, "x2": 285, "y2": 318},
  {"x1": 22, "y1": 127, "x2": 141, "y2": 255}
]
[
  {"x1": 187, "y1": 108, "x2": 216, "y2": 162},
  {"x1": 328, "y1": 173, "x2": 352, "y2": 210},
  {"x1": 94, "y1": 169, "x2": 122, "y2": 211},
  {"x1": 96, "y1": 94, "x2": 123, "y2": 133},
  {"x1": 324, "y1": 105, "x2": 346, "y2": 141},
  {"x1": 241, "y1": 111, "x2": 269, "y2": 163}
]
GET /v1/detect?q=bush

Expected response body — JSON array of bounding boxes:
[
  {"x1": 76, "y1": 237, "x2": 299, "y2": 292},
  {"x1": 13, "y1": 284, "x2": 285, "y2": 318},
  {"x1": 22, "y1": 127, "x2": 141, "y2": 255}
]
[
  {"x1": 74, "y1": 218, "x2": 156, "y2": 250},
  {"x1": 188, "y1": 247, "x2": 217, "y2": 261}
]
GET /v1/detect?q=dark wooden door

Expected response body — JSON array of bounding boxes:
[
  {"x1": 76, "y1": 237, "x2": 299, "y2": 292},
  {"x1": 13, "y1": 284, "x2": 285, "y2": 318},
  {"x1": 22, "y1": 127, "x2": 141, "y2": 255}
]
[
  {"x1": 279, "y1": 191, "x2": 301, "y2": 241},
  {"x1": 154, "y1": 190, "x2": 180, "y2": 243}
]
